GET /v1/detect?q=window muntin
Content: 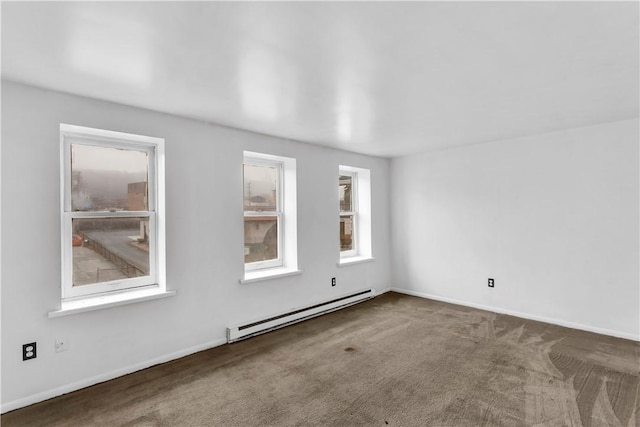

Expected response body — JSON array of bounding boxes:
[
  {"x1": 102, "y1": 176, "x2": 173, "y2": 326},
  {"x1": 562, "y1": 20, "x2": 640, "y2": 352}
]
[
  {"x1": 339, "y1": 172, "x2": 357, "y2": 256},
  {"x1": 243, "y1": 159, "x2": 283, "y2": 270},
  {"x1": 61, "y1": 125, "x2": 163, "y2": 299}
]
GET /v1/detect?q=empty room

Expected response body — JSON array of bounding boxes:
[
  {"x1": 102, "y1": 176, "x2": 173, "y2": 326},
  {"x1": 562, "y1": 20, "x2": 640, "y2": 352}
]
[{"x1": 1, "y1": 1, "x2": 638, "y2": 426}]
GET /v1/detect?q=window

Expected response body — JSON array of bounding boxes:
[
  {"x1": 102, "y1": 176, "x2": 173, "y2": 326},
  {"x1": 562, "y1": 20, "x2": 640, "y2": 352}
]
[
  {"x1": 243, "y1": 159, "x2": 282, "y2": 270},
  {"x1": 61, "y1": 124, "x2": 165, "y2": 299},
  {"x1": 339, "y1": 165, "x2": 372, "y2": 263},
  {"x1": 339, "y1": 171, "x2": 357, "y2": 256},
  {"x1": 243, "y1": 151, "x2": 298, "y2": 280}
]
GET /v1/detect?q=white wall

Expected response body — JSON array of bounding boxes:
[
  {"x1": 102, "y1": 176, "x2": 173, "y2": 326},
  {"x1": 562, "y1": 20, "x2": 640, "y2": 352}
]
[
  {"x1": 391, "y1": 118, "x2": 639, "y2": 340},
  {"x1": 0, "y1": 81, "x2": 392, "y2": 410}
]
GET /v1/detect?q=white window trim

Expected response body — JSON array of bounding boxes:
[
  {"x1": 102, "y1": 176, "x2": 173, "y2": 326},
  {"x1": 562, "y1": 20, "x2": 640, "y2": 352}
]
[
  {"x1": 337, "y1": 256, "x2": 375, "y2": 267},
  {"x1": 242, "y1": 151, "x2": 298, "y2": 281},
  {"x1": 60, "y1": 124, "x2": 166, "y2": 301},
  {"x1": 339, "y1": 165, "x2": 372, "y2": 264},
  {"x1": 240, "y1": 268, "x2": 302, "y2": 284},
  {"x1": 49, "y1": 287, "x2": 176, "y2": 318}
]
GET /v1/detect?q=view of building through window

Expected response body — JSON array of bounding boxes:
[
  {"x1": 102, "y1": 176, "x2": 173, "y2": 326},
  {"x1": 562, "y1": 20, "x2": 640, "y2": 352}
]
[
  {"x1": 243, "y1": 163, "x2": 280, "y2": 265},
  {"x1": 70, "y1": 144, "x2": 151, "y2": 287}
]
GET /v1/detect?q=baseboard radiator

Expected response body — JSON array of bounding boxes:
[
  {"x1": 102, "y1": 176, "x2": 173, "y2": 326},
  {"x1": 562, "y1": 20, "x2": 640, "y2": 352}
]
[{"x1": 227, "y1": 288, "x2": 376, "y2": 343}]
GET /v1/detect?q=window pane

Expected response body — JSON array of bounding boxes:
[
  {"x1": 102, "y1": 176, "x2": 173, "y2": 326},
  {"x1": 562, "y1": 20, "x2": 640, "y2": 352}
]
[
  {"x1": 244, "y1": 164, "x2": 277, "y2": 211},
  {"x1": 340, "y1": 215, "x2": 354, "y2": 252},
  {"x1": 339, "y1": 175, "x2": 353, "y2": 212},
  {"x1": 72, "y1": 217, "x2": 150, "y2": 286},
  {"x1": 71, "y1": 144, "x2": 148, "y2": 211},
  {"x1": 244, "y1": 217, "x2": 278, "y2": 263}
]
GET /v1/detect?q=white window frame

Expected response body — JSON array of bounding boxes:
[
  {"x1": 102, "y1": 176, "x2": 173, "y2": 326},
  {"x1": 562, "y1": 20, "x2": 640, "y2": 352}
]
[
  {"x1": 339, "y1": 170, "x2": 358, "y2": 258},
  {"x1": 60, "y1": 124, "x2": 166, "y2": 300},
  {"x1": 242, "y1": 151, "x2": 298, "y2": 281},
  {"x1": 339, "y1": 165, "x2": 372, "y2": 264},
  {"x1": 243, "y1": 157, "x2": 284, "y2": 271}
]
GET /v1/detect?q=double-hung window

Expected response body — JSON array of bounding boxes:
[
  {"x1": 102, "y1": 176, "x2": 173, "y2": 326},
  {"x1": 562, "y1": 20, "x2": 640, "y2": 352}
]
[
  {"x1": 60, "y1": 124, "x2": 165, "y2": 300},
  {"x1": 242, "y1": 151, "x2": 298, "y2": 281},
  {"x1": 339, "y1": 165, "x2": 372, "y2": 263},
  {"x1": 243, "y1": 157, "x2": 283, "y2": 270},
  {"x1": 339, "y1": 171, "x2": 358, "y2": 257}
]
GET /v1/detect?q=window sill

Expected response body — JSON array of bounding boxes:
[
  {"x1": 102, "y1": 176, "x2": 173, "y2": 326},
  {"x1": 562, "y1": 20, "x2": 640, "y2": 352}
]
[
  {"x1": 49, "y1": 287, "x2": 176, "y2": 318},
  {"x1": 338, "y1": 256, "x2": 375, "y2": 267},
  {"x1": 240, "y1": 268, "x2": 302, "y2": 284}
]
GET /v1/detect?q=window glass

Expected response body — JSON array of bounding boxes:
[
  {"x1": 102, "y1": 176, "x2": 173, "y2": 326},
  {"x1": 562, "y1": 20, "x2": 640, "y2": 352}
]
[
  {"x1": 71, "y1": 144, "x2": 148, "y2": 212},
  {"x1": 72, "y1": 217, "x2": 150, "y2": 286},
  {"x1": 339, "y1": 175, "x2": 353, "y2": 212},
  {"x1": 244, "y1": 217, "x2": 278, "y2": 263},
  {"x1": 340, "y1": 215, "x2": 354, "y2": 252},
  {"x1": 243, "y1": 164, "x2": 277, "y2": 211}
]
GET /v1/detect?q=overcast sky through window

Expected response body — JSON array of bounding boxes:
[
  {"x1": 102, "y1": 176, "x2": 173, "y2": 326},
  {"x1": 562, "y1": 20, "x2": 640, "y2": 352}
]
[{"x1": 72, "y1": 144, "x2": 148, "y2": 175}]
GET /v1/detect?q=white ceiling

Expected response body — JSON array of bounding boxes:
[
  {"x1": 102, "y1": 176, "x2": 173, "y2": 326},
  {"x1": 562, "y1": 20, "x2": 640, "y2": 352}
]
[{"x1": 2, "y1": 2, "x2": 638, "y2": 158}]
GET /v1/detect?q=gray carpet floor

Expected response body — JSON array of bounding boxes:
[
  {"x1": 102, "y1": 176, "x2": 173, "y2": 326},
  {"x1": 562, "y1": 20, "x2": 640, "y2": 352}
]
[{"x1": 3, "y1": 292, "x2": 639, "y2": 426}]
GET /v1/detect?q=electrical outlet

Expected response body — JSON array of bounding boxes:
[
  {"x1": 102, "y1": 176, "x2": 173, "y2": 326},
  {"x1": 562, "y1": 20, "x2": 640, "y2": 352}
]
[
  {"x1": 55, "y1": 337, "x2": 69, "y2": 353},
  {"x1": 488, "y1": 278, "x2": 494, "y2": 288},
  {"x1": 331, "y1": 277, "x2": 336, "y2": 287},
  {"x1": 23, "y1": 342, "x2": 37, "y2": 361}
]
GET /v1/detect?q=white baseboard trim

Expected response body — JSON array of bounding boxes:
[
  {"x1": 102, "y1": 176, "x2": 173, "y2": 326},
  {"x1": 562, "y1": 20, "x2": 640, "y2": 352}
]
[
  {"x1": 377, "y1": 286, "x2": 393, "y2": 295},
  {"x1": 1, "y1": 337, "x2": 228, "y2": 414},
  {"x1": 390, "y1": 287, "x2": 639, "y2": 342}
]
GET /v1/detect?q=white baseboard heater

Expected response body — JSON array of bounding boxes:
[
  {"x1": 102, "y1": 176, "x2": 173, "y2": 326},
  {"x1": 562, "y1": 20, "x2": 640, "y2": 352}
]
[{"x1": 227, "y1": 288, "x2": 376, "y2": 343}]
